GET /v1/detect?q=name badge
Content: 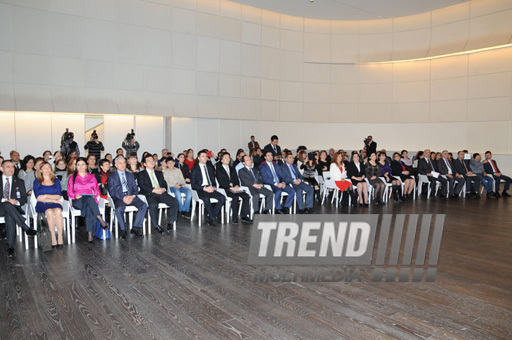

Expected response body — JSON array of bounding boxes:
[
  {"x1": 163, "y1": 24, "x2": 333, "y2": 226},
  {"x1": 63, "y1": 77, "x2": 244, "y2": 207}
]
[{"x1": 16, "y1": 191, "x2": 21, "y2": 199}]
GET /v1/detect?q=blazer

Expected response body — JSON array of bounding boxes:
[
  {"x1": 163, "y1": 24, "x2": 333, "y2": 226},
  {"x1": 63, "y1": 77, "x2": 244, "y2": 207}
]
[
  {"x1": 347, "y1": 161, "x2": 366, "y2": 180},
  {"x1": 1, "y1": 175, "x2": 28, "y2": 207},
  {"x1": 248, "y1": 141, "x2": 260, "y2": 153},
  {"x1": 483, "y1": 159, "x2": 501, "y2": 175},
  {"x1": 215, "y1": 163, "x2": 240, "y2": 190},
  {"x1": 329, "y1": 163, "x2": 347, "y2": 181},
  {"x1": 238, "y1": 166, "x2": 263, "y2": 187},
  {"x1": 418, "y1": 158, "x2": 437, "y2": 175},
  {"x1": 259, "y1": 161, "x2": 285, "y2": 185},
  {"x1": 453, "y1": 158, "x2": 471, "y2": 175},
  {"x1": 138, "y1": 169, "x2": 168, "y2": 196},
  {"x1": 263, "y1": 143, "x2": 282, "y2": 161},
  {"x1": 281, "y1": 162, "x2": 303, "y2": 185},
  {"x1": 437, "y1": 158, "x2": 457, "y2": 176},
  {"x1": 107, "y1": 170, "x2": 139, "y2": 202},
  {"x1": 391, "y1": 160, "x2": 406, "y2": 177},
  {"x1": 191, "y1": 163, "x2": 217, "y2": 191}
]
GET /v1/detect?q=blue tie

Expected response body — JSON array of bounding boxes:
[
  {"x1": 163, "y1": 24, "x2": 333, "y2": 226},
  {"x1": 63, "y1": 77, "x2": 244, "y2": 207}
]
[
  {"x1": 249, "y1": 168, "x2": 257, "y2": 183},
  {"x1": 289, "y1": 165, "x2": 296, "y2": 181},
  {"x1": 269, "y1": 163, "x2": 278, "y2": 183}
]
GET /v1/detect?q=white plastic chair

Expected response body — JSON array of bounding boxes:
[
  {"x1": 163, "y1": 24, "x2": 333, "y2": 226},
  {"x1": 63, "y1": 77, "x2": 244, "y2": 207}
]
[
  {"x1": 190, "y1": 190, "x2": 225, "y2": 226},
  {"x1": 107, "y1": 194, "x2": 147, "y2": 238},
  {"x1": 31, "y1": 194, "x2": 70, "y2": 247}
]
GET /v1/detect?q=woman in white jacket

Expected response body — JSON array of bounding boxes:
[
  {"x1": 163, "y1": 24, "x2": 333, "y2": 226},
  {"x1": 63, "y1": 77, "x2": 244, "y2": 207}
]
[{"x1": 329, "y1": 151, "x2": 352, "y2": 192}]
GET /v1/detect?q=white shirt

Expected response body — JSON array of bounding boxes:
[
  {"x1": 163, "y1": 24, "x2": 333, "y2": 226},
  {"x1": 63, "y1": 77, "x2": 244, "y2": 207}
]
[
  {"x1": 443, "y1": 158, "x2": 452, "y2": 175},
  {"x1": 200, "y1": 164, "x2": 210, "y2": 186}
]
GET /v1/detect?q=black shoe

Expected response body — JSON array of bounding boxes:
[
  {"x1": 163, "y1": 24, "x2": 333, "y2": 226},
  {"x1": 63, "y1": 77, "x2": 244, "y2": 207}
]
[
  {"x1": 275, "y1": 209, "x2": 283, "y2": 214},
  {"x1": 253, "y1": 211, "x2": 260, "y2": 215},
  {"x1": 374, "y1": 200, "x2": 381, "y2": 206},
  {"x1": 181, "y1": 211, "x2": 191, "y2": 219},
  {"x1": 52, "y1": 245, "x2": 57, "y2": 250},
  {"x1": 57, "y1": 244, "x2": 63, "y2": 249},
  {"x1": 154, "y1": 225, "x2": 163, "y2": 234},
  {"x1": 450, "y1": 194, "x2": 459, "y2": 199},
  {"x1": 465, "y1": 192, "x2": 473, "y2": 199},
  {"x1": 298, "y1": 209, "x2": 305, "y2": 214},
  {"x1": 306, "y1": 208, "x2": 316, "y2": 214},
  {"x1": 303, "y1": 209, "x2": 311, "y2": 214},
  {"x1": 502, "y1": 191, "x2": 510, "y2": 197},
  {"x1": 487, "y1": 192, "x2": 495, "y2": 199},
  {"x1": 25, "y1": 228, "x2": 38, "y2": 237},
  {"x1": 130, "y1": 228, "x2": 143, "y2": 237},
  {"x1": 263, "y1": 210, "x2": 271, "y2": 214},
  {"x1": 7, "y1": 248, "x2": 15, "y2": 258},
  {"x1": 495, "y1": 192, "x2": 501, "y2": 198},
  {"x1": 281, "y1": 207, "x2": 290, "y2": 214},
  {"x1": 232, "y1": 217, "x2": 239, "y2": 224},
  {"x1": 121, "y1": 230, "x2": 127, "y2": 239},
  {"x1": 206, "y1": 218, "x2": 216, "y2": 227},
  {"x1": 474, "y1": 192, "x2": 481, "y2": 199},
  {"x1": 241, "y1": 216, "x2": 253, "y2": 224},
  {"x1": 429, "y1": 195, "x2": 437, "y2": 200}
]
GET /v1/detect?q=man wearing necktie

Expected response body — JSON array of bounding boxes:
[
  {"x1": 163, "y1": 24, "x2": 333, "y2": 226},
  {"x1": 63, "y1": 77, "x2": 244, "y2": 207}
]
[
  {"x1": 248, "y1": 136, "x2": 260, "y2": 155},
  {"x1": 263, "y1": 135, "x2": 283, "y2": 165},
  {"x1": 281, "y1": 154, "x2": 315, "y2": 214},
  {"x1": 453, "y1": 151, "x2": 481, "y2": 199},
  {"x1": 238, "y1": 156, "x2": 273, "y2": 214},
  {"x1": 483, "y1": 151, "x2": 511, "y2": 197},
  {"x1": 108, "y1": 157, "x2": 148, "y2": 238},
  {"x1": 138, "y1": 155, "x2": 179, "y2": 233},
  {"x1": 418, "y1": 149, "x2": 447, "y2": 199},
  {"x1": 438, "y1": 150, "x2": 464, "y2": 198},
  {"x1": 190, "y1": 150, "x2": 226, "y2": 227},
  {"x1": 259, "y1": 151, "x2": 295, "y2": 214},
  {"x1": 9, "y1": 150, "x2": 21, "y2": 177}
]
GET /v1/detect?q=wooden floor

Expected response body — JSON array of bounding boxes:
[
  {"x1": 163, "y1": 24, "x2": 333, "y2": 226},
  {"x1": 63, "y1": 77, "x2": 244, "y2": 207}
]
[{"x1": 1, "y1": 194, "x2": 511, "y2": 340}]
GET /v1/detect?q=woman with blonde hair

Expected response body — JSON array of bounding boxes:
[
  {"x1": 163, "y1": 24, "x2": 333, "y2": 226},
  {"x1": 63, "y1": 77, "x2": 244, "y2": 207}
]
[{"x1": 33, "y1": 161, "x2": 64, "y2": 249}]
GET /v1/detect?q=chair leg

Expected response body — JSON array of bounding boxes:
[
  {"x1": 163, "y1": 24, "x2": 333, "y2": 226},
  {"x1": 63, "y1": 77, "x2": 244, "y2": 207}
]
[
  {"x1": 173, "y1": 221, "x2": 176, "y2": 231},
  {"x1": 33, "y1": 218, "x2": 38, "y2": 249}
]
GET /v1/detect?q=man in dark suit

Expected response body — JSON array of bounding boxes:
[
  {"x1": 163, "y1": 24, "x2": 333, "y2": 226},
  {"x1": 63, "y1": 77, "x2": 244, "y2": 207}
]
[
  {"x1": 1, "y1": 160, "x2": 37, "y2": 257},
  {"x1": 108, "y1": 157, "x2": 148, "y2": 238},
  {"x1": 281, "y1": 154, "x2": 315, "y2": 214},
  {"x1": 248, "y1": 136, "x2": 260, "y2": 155},
  {"x1": 9, "y1": 150, "x2": 22, "y2": 177},
  {"x1": 215, "y1": 152, "x2": 252, "y2": 224},
  {"x1": 364, "y1": 136, "x2": 377, "y2": 156},
  {"x1": 453, "y1": 151, "x2": 480, "y2": 198},
  {"x1": 138, "y1": 155, "x2": 179, "y2": 233},
  {"x1": 263, "y1": 135, "x2": 283, "y2": 165},
  {"x1": 238, "y1": 156, "x2": 273, "y2": 214},
  {"x1": 418, "y1": 149, "x2": 447, "y2": 199},
  {"x1": 483, "y1": 151, "x2": 511, "y2": 197},
  {"x1": 259, "y1": 150, "x2": 295, "y2": 214},
  {"x1": 437, "y1": 150, "x2": 464, "y2": 198},
  {"x1": 190, "y1": 150, "x2": 226, "y2": 227}
]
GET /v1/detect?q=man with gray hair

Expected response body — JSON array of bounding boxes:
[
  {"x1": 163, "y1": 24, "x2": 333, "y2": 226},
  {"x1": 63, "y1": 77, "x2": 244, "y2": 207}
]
[{"x1": 437, "y1": 150, "x2": 464, "y2": 198}]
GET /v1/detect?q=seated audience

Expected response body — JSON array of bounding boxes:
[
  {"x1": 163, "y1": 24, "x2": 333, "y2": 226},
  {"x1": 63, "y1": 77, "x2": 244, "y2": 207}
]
[
  {"x1": 238, "y1": 155, "x2": 273, "y2": 215},
  {"x1": 98, "y1": 159, "x2": 111, "y2": 200},
  {"x1": 379, "y1": 152, "x2": 404, "y2": 203},
  {"x1": 391, "y1": 152, "x2": 415, "y2": 200},
  {"x1": 67, "y1": 157, "x2": 109, "y2": 243},
  {"x1": 251, "y1": 148, "x2": 264, "y2": 169},
  {"x1": 176, "y1": 153, "x2": 190, "y2": 183},
  {"x1": 127, "y1": 152, "x2": 142, "y2": 174},
  {"x1": 418, "y1": 149, "x2": 448, "y2": 200},
  {"x1": 163, "y1": 157, "x2": 191, "y2": 219},
  {"x1": 483, "y1": 151, "x2": 511, "y2": 197},
  {"x1": 34, "y1": 162, "x2": 64, "y2": 249},
  {"x1": 437, "y1": 150, "x2": 464, "y2": 199},
  {"x1": 470, "y1": 153, "x2": 495, "y2": 198},
  {"x1": 299, "y1": 152, "x2": 320, "y2": 199},
  {"x1": 453, "y1": 151, "x2": 480, "y2": 199},
  {"x1": 281, "y1": 154, "x2": 315, "y2": 214},
  {"x1": 191, "y1": 150, "x2": 226, "y2": 226},
  {"x1": 18, "y1": 155, "x2": 36, "y2": 196},
  {"x1": 347, "y1": 153, "x2": 369, "y2": 206},
  {"x1": 1, "y1": 160, "x2": 38, "y2": 258},
  {"x1": 316, "y1": 150, "x2": 330, "y2": 176},
  {"x1": 259, "y1": 150, "x2": 295, "y2": 214},
  {"x1": 108, "y1": 157, "x2": 148, "y2": 238},
  {"x1": 138, "y1": 155, "x2": 179, "y2": 234},
  {"x1": 87, "y1": 154, "x2": 99, "y2": 176},
  {"x1": 366, "y1": 152, "x2": 385, "y2": 205},
  {"x1": 54, "y1": 158, "x2": 67, "y2": 182},
  {"x1": 215, "y1": 152, "x2": 252, "y2": 223},
  {"x1": 330, "y1": 151, "x2": 352, "y2": 192},
  {"x1": 61, "y1": 158, "x2": 76, "y2": 200},
  {"x1": 185, "y1": 149, "x2": 196, "y2": 171}
]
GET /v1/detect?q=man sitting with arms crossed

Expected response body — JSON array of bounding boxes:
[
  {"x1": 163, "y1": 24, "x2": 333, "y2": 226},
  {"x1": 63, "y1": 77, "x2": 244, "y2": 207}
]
[
  {"x1": 138, "y1": 154, "x2": 179, "y2": 234},
  {"x1": 281, "y1": 154, "x2": 315, "y2": 214},
  {"x1": 259, "y1": 150, "x2": 295, "y2": 214}
]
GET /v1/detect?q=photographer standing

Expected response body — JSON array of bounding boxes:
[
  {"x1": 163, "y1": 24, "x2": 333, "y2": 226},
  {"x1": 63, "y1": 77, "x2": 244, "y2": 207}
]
[
  {"x1": 122, "y1": 129, "x2": 140, "y2": 156},
  {"x1": 60, "y1": 129, "x2": 80, "y2": 160},
  {"x1": 364, "y1": 135, "x2": 377, "y2": 155},
  {"x1": 84, "y1": 130, "x2": 104, "y2": 162}
]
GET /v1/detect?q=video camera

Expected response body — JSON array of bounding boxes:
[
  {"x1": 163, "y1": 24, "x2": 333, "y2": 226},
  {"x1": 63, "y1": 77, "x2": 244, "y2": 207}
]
[
  {"x1": 364, "y1": 137, "x2": 371, "y2": 145},
  {"x1": 91, "y1": 129, "x2": 98, "y2": 140},
  {"x1": 126, "y1": 129, "x2": 135, "y2": 142}
]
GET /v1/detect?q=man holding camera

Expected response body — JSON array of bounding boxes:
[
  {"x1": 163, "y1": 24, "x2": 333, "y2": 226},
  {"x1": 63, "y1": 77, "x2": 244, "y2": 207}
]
[
  {"x1": 364, "y1": 136, "x2": 377, "y2": 155},
  {"x1": 122, "y1": 129, "x2": 140, "y2": 157},
  {"x1": 84, "y1": 130, "x2": 104, "y2": 162},
  {"x1": 61, "y1": 129, "x2": 80, "y2": 159}
]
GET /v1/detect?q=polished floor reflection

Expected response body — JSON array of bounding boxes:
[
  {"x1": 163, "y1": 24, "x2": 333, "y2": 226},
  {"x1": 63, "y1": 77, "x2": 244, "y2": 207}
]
[{"x1": 1, "y1": 196, "x2": 511, "y2": 339}]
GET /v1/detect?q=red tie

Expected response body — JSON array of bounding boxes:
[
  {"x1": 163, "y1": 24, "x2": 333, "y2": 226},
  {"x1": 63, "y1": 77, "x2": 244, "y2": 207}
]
[{"x1": 490, "y1": 160, "x2": 498, "y2": 174}]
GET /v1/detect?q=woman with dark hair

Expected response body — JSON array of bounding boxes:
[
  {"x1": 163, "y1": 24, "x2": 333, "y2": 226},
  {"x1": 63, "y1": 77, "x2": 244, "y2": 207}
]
[
  {"x1": 67, "y1": 157, "x2": 109, "y2": 243},
  {"x1": 379, "y1": 152, "x2": 404, "y2": 202},
  {"x1": 300, "y1": 152, "x2": 320, "y2": 199},
  {"x1": 316, "y1": 150, "x2": 329, "y2": 176},
  {"x1": 185, "y1": 149, "x2": 195, "y2": 171},
  {"x1": 251, "y1": 148, "x2": 264, "y2": 168},
  {"x1": 34, "y1": 161, "x2": 64, "y2": 249},
  {"x1": 98, "y1": 159, "x2": 111, "y2": 200},
  {"x1": 18, "y1": 155, "x2": 36, "y2": 195},
  {"x1": 366, "y1": 152, "x2": 385, "y2": 205},
  {"x1": 127, "y1": 152, "x2": 142, "y2": 173},
  {"x1": 347, "y1": 153, "x2": 368, "y2": 207},
  {"x1": 391, "y1": 152, "x2": 415, "y2": 200},
  {"x1": 87, "y1": 154, "x2": 99, "y2": 176},
  {"x1": 176, "y1": 153, "x2": 190, "y2": 183},
  {"x1": 61, "y1": 157, "x2": 76, "y2": 200},
  {"x1": 54, "y1": 158, "x2": 67, "y2": 181}
]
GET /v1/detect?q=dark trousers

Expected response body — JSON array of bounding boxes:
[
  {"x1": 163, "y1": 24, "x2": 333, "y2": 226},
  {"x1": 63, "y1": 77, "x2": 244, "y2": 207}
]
[
  {"x1": 248, "y1": 186, "x2": 273, "y2": 212},
  {"x1": 463, "y1": 175, "x2": 480, "y2": 193},
  {"x1": 446, "y1": 175, "x2": 465, "y2": 195},
  {"x1": 292, "y1": 182, "x2": 314, "y2": 209},
  {"x1": 225, "y1": 189, "x2": 251, "y2": 218},
  {"x1": 268, "y1": 184, "x2": 295, "y2": 210},
  {"x1": 72, "y1": 196, "x2": 102, "y2": 233},
  {"x1": 427, "y1": 176, "x2": 447, "y2": 197},
  {"x1": 145, "y1": 192, "x2": 179, "y2": 228},
  {"x1": 197, "y1": 190, "x2": 226, "y2": 220},
  {"x1": 113, "y1": 196, "x2": 148, "y2": 230},
  {"x1": 0, "y1": 202, "x2": 30, "y2": 248},
  {"x1": 492, "y1": 174, "x2": 511, "y2": 192}
]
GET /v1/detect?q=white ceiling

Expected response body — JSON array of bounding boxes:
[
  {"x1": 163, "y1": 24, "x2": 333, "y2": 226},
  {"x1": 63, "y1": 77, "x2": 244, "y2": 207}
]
[{"x1": 230, "y1": 0, "x2": 466, "y2": 20}]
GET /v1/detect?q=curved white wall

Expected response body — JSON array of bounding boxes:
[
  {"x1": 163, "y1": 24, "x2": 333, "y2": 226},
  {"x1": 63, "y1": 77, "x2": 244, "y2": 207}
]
[{"x1": 0, "y1": 0, "x2": 511, "y2": 157}]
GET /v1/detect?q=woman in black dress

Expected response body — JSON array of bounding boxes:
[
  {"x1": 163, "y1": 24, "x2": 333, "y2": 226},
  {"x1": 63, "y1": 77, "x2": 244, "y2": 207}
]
[
  {"x1": 347, "y1": 153, "x2": 368, "y2": 207},
  {"x1": 391, "y1": 152, "x2": 415, "y2": 200}
]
